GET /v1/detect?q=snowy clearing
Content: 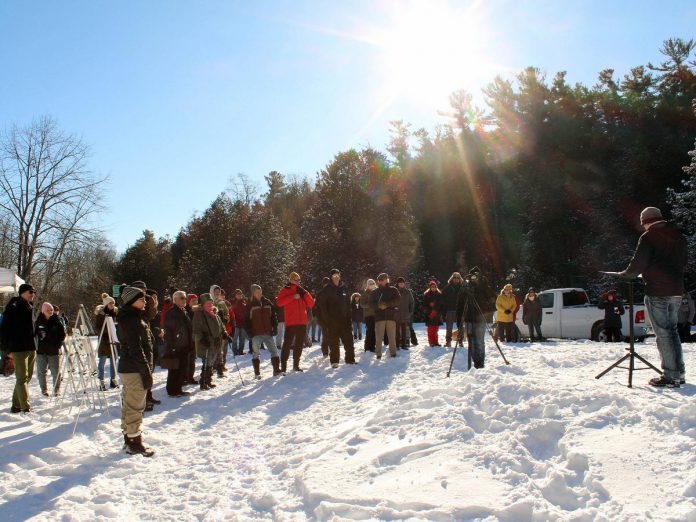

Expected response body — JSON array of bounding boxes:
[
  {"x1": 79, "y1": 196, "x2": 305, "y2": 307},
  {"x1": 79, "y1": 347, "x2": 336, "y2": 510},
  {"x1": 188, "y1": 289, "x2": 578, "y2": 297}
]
[{"x1": 1, "y1": 325, "x2": 696, "y2": 521}]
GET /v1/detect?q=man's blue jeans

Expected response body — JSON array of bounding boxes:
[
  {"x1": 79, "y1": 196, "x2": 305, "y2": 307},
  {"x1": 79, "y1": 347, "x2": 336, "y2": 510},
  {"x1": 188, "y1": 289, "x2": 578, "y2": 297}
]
[{"x1": 645, "y1": 295, "x2": 685, "y2": 381}]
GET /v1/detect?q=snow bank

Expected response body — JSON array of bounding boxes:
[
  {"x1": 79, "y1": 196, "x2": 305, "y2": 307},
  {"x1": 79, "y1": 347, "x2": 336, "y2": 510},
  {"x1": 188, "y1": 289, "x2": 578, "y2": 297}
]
[{"x1": 1, "y1": 327, "x2": 695, "y2": 521}]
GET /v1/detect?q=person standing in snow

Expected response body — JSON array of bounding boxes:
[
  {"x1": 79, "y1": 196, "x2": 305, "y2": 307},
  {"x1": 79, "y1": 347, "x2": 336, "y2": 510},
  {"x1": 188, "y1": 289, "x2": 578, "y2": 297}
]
[
  {"x1": 456, "y1": 268, "x2": 496, "y2": 369},
  {"x1": 351, "y1": 293, "x2": 364, "y2": 341},
  {"x1": 246, "y1": 284, "x2": 281, "y2": 378},
  {"x1": 368, "y1": 273, "x2": 401, "y2": 359},
  {"x1": 620, "y1": 207, "x2": 688, "y2": 387},
  {"x1": 422, "y1": 280, "x2": 443, "y2": 347},
  {"x1": 597, "y1": 290, "x2": 624, "y2": 342},
  {"x1": 231, "y1": 289, "x2": 249, "y2": 356},
  {"x1": 361, "y1": 279, "x2": 377, "y2": 352},
  {"x1": 210, "y1": 285, "x2": 231, "y2": 377},
  {"x1": 313, "y1": 277, "x2": 332, "y2": 358},
  {"x1": 316, "y1": 269, "x2": 356, "y2": 368},
  {"x1": 2, "y1": 283, "x2": 37, "y2": 413},
  {"x1": 276, "y1": 272, "x2": 314, "y2": 373},
  {"x1": 192, "y1": 293, "x2": 226, "y2": 390},
  {"x1": 35, "y1": 302, "x2": 66, "y2": 396},
  {"x1": 116, "y1": 286, "x2": 155, "y2": 456},
  {"x1": 184, "y1": 294, "x2": 199, "y2": 385},
  {"x1": 495, "y1": 284, "x2": 517, "y2": 342},
  {"x1": 94, "y1": 293, "x2": 119, "y2": 390},
  {"x1": 522, "y1": 288, "x2": 543, "y2": 341},
  {"x1": 395, "y1": 277, "x2": 414, "y2": 351},
  {"x1": 442, "y1": 272, "x2": 464, "y2": 347},
  {"x1": 163, "y1": 291, "x2": 193, "y2": 397}
]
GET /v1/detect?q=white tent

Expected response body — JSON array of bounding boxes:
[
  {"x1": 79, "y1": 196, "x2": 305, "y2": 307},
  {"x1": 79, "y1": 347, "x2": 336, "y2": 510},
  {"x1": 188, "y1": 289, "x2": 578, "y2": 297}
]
[{"x1": 0, "y1": 267, "x2": 25, "y2": 294}]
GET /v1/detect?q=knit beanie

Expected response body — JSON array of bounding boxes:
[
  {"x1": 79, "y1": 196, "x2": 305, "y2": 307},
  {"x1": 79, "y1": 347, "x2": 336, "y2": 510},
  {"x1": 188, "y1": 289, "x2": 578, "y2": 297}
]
[
  {"x1": 250, "y1": 284, "x2": 262, "y2": 295},
  {"x1": 121, "y1": 286, "x2": 145, "y2": 306},
  {"x1": 377, "y1": 273, "x2": 389, "y2": 281},
  {"x1": 396, "y1": 277, "x2": 406, "y2": 284},
  {"x1": 289, "y1": 272, "x2": 300, "y2": 281},
  {"x1": 186, "y1": 293, "x2": 198, "y2": 305},
  {"x1": 102, "y1": 293, "x2": 115, "y2": 307},
  {"x1": 329, "y1": 268, "x2": 340, "y2": 277},
  {"x1": 41, "y1": 302, "x2": 54, "y2": 315},
  {"x1": 640, "y1": 207, "x2": 663, "y2": 225},
  {"x1": 199, "y1": 293, "x2": 213, "y2": 305}
]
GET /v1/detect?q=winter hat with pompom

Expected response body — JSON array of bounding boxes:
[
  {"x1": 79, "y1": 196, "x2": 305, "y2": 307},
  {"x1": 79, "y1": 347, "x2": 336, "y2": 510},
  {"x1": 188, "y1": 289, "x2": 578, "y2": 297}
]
[{"x1": 102, "y1": 293, "x2": 115, "y2": 307}]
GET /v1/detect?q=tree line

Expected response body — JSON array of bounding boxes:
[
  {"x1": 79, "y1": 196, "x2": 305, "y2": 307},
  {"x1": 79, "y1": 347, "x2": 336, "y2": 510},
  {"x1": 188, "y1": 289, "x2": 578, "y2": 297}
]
[{"x1": 2, "y1": 38, "x2": 695, "y2": 316}]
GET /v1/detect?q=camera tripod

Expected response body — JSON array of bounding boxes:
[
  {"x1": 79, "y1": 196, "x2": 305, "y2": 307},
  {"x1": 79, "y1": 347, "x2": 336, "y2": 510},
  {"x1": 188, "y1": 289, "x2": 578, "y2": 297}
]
[
  {"x1": 595, "y1": 273, "x2": 661, "y2": 388},
  {"x1": 447, "y1": 291, "x2": 510, "y2": 377}
]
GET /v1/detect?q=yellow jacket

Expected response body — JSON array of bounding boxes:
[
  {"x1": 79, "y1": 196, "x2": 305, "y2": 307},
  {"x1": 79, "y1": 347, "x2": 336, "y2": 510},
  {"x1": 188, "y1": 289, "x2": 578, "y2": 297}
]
[{"x1": 495, "y1": 292, "x2": 517, "y2": 323}]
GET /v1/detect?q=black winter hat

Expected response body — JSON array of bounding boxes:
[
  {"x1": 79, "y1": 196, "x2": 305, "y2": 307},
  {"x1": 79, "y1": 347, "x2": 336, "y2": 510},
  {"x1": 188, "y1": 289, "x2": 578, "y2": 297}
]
[
  {"x1": 18, "y1": 283, "x2": 35, "y2": 295},
  {"x1": 329, "y1": 269, "x2": 340, "y2": 277},
  {"x1": 121, "y1": 286, "x2": 145, "y2": 306},
  {"x1": 396, "y1": 277, "x2": 406, "y2": 284},
  {"x1": 130, "y1": 280, "x2": 147, "y2": 290}
]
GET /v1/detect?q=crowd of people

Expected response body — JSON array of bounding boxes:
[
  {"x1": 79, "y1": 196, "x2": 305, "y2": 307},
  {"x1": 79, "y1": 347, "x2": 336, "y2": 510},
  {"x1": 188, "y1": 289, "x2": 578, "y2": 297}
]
[{"x1": 0, "y1": 206, "x2": 691, "y2": 458}]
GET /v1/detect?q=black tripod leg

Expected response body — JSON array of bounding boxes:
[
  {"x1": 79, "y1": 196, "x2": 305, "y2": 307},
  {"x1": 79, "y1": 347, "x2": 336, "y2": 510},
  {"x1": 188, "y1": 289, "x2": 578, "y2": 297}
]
[
  {"x1": 446, "y1": 344, "x2": 458, "y2": 378},
  {"x1": 595, "y1": 353, "x2": 631, "y2": 379},
  {"x1": 633, "y1": 353, "x2": 662, "y2": 374},
  {"x1": 471, "y1": 298, "x2": 510, "y2": 365}
]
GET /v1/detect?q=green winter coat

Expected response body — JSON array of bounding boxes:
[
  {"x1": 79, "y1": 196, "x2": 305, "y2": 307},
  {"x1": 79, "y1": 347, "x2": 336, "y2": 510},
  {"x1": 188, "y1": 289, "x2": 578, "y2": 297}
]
[{"x1": 192, "y1": 309, "x2": 225, "y2": 357}]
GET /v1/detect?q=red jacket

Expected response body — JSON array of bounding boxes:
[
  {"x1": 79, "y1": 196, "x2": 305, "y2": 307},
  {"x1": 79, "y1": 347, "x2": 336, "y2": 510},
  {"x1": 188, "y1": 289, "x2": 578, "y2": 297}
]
[
  {"x1": 232, "y1": 299, "x2": 249, "y2": 328},
  {"x1": 276, "y1": 283, "x2": 315, "y2": 326}
]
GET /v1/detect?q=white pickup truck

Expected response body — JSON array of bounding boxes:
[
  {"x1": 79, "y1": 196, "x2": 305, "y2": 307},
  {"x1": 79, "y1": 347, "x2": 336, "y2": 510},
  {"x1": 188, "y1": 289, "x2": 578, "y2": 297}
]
[{"x1": 512, "y1": 288, "x2": 650, "y2": 341}]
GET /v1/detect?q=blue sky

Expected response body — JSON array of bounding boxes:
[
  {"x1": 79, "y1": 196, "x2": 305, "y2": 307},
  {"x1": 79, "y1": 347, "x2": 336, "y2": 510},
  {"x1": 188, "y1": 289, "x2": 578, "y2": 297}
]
[{"x1": 1, "y1": 0, "x2": 694, "y2": 252}]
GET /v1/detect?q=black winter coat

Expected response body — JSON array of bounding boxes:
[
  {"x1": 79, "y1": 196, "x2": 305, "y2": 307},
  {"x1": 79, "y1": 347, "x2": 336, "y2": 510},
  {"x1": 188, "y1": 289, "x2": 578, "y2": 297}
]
[
  {"x1": 368, "y1": 285, "x2": 401, "y2": 322},
  {"x1": 456, "y1": 280, "x2": 496, "y2": 324},
  {"x1": 623, "y1": 221, "x2": 687, "y2": 297},
  {"x1": 0, "y1": 296, "x2": 36, "y2": 353},
  {"x1": 164, "y1": 305, "x2": 193, "y2": 354},
  {"x1": 117, "y1": 305, "x2": 153, "y2": 376},
  {"x1": 422, "y1": 290, "x2": 443, "y2": 326},
  {"x1": 598, "y1": 298, "x2": 624, "y2": 328},
  {"x1": 522, "y1": 298, "x2": 542, "y2": 326},
  {"x1": 316, "y1": 283, "x2": 352, "y2": 330},
  {"x1": 351, "y1": 302, "x2": 364, "y2": 323},
  {"x1": 442, "y1": 283, "x2": 463, "y2": 312},
  {"x1": 35, "y1": 314, "x2": 66, "y2": 356}
]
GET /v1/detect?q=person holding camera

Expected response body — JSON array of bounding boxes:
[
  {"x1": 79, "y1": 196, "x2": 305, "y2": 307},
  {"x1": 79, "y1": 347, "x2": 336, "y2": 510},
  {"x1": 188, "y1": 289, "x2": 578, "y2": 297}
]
[
  {"x1": 620, "y1": 206, "x2": 688, "y2": 388},
  {"x1": 442, "y1": 272, "x2": 464, "y2": 347},
  {"x1": 276, "y1": 272, "x2": 314, "y2": 373},
  {"x1": 117, "y1": 286, "x2": 155, "y2": 457},
  {"x1": 495, "y1": 284, "x2": 517, "y2": 342},
  {"x1": 597, "y1": 290, "x2": 625, "y2": 342},
  {"x1": 455, "y1": 268, "x2": 496, "y2": 368}
]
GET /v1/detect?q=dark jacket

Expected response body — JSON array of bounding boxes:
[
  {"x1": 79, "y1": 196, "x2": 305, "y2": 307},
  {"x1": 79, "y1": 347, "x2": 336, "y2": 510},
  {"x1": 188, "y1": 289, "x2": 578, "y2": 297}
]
[
  {"x1": 94, "y1": 304, "x2": 118, "y2": 357},
  {"x1": 0, "y1": 296, "x2": 36, "y2": 353},
  {"x1": 623, "y1": 221, "x2": 687, "y2": 297},
  {"x1": 316, "y1": 282, "x2": 352, "y2": 329},
  {"x1": 35, "y1": 314, "x2": 66, "y2": 356},
  {"x1": 442, "y1": 283, "x2": 463, "y2": 312},
  {"x1": 164, "y1": 305, "x2": 193, "y2": 353},
  {"x1": 522, "y1": 297, "x2": 542, "y2": 326},
  {"x1": 396, "y1": 287, "x2": 415, "y2": 323},
  {"x1": 422, "y1": 289, "x2": 443, "y2": 326},
  {"x1": 360, "y1": 289, "x2": 375, "y2": 318},
  {"x1": 598, "y1": 297, "x2": 624, "y2": 328},
  {"x1": 192, "y1": 308, "x2": 225, "y2": 357},
  {"x1": 351, "y1": 301, "x2": 364, "y2": 323},
  {"x1": 245, "y1": 296, "x2": 278, "y2": 337},
  {"x1": 456, "y1": 280, "x2": 496, "y2": 324},
  {"x1": 116, "y1": 305, "x2": 153, "y2": 376},
  {"x1": 368, "y1": 285, "x2": 401, "y2": 322}
]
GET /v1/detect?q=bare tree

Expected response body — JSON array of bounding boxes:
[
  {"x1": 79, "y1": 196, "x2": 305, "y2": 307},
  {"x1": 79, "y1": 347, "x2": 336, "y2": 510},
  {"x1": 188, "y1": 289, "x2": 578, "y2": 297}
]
[
  {"x1": 226, "y1": 172, "x2": 258, "y2": 207},
  {"x1": 0, "y1": 116, "x2": 105, "y2": 290}
]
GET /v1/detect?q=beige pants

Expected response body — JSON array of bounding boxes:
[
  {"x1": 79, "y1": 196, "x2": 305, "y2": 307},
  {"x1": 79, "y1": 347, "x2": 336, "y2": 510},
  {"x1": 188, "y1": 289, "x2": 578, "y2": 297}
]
[
  {"x1": 374, "y1": 320, "x2": 397, "y2": 357},
  {"x1": 120, "y1": 373, "x2": 146, "y2": 437}
]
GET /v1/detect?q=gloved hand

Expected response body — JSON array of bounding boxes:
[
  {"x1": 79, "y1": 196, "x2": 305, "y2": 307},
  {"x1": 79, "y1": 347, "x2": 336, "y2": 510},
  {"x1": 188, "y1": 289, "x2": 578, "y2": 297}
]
[
  {"x1": 378, "y1": 303, "x2": 388, "y2": 310},
  {"x1": 297, "y1": 286, "x2": 306, "y2": 298},
  {"x1": 140, "y1": 372, "x2": 153, "y2": 390},
  {"x1": 200, "y1": 334, "x2": 211, "y2": 348},
  {"x1": 504, "y1": 309, "x2": 512, "y2": 315},
  {"x1": 221, "y1": 331, "x2": 230, "y2": 341}
]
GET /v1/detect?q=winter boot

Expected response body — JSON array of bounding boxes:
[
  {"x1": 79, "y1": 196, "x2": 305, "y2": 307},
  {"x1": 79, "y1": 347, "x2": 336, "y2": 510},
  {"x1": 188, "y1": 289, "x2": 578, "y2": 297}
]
[
  {"x1": 280, "y1": 357, "x2": 288, "y2": 374},
  {"x1": 252, "y1": 358, "x2": 261, "y2": 380},
  {"x1": 125, "y1": 435, "x2": 155, "y2": 457},
  {"x1": 206, "y1": 367, "x2": 217, "y2": 388},
  {"x1": 217, "y1": 364, "x2": 225, "y2": 378},
  {"x1": 99, "y1": 380, "x2": 107, "y2": 391},
  {"x1": 292, "y1": 345, "x2": 304, "y2": 372},
  {"x1": 110, "y1": 379, "x2": 119, "y2": 389},
  {"x1": 200, "y1": 370, "x2": 210, "y2": 390},
  {"x1": 271, "y1": 356, "x2": 282, "y2": 376}
]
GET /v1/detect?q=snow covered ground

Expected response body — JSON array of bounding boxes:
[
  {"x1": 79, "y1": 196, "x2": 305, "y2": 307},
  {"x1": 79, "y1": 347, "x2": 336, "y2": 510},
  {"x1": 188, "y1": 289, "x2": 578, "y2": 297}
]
[{"x1": 1, "y1": 326, "x2": 696, "y2": 521}]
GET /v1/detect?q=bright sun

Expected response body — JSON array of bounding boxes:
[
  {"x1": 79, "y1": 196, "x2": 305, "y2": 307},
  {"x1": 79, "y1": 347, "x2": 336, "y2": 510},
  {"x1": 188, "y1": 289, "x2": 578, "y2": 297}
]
[{"x1": 372, "y1": 0, "x2": 491, "y2": 105}]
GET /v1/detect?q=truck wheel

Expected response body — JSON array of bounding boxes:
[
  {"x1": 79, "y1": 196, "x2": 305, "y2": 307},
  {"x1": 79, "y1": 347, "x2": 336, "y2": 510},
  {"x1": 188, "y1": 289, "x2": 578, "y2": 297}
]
[{"x1": 591, "y1": 321, "x2": 605, "y2": 342}]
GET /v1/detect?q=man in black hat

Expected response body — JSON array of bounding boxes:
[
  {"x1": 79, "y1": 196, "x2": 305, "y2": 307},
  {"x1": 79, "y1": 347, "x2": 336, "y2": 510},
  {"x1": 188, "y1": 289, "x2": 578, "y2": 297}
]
[
  {"x1": 620, "y1": 206, "x2": 688, "y2": 387},
  {"x1": 1, "y1": 283, "x2": 37, "y2": 413}
]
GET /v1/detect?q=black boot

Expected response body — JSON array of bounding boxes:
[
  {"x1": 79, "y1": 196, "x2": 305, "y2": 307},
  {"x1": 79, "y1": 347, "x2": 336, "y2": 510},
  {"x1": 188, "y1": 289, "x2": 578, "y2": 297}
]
[
  {"x1": 206, "y1": 367, "x2": 216, "y2": 388},
  {"x1": 125, "y1": 435, "x2": 155, "y2": 457},
  {"x1": 110, "y1": 379, "x2": 119, "y2": 389},
  {"x1": 271, "y1": 356, "x2": 281, "y2": 376},
  {"x1": 280, "y1": 357, "x2": 288, "y2": 374},
  {"x1": 217, "y1": 363, "x2": 224, "y2": 378},
  {"x1": 200, "y1": 371, "x2": 210, "y2": 390},
  {"x1": 252, "y1": 358, "x2": 261, "y2": 380}
]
